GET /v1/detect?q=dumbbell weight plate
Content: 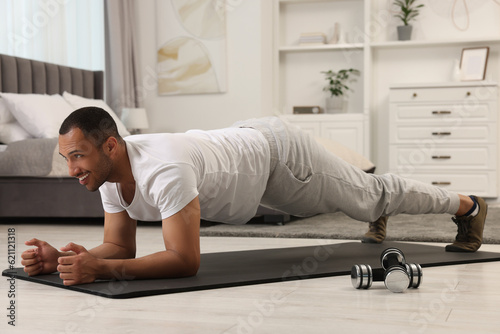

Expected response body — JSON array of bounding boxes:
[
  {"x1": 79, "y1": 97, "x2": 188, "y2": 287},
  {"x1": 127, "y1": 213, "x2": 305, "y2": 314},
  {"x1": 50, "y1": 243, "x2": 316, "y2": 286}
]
[
  {"x1": 406, "y1": 263, "x2": 423, "y2": 289},
  {"x1": 384, "y1": 265, "x2": 410, "y2": 293},
  {"x1": 351, "y1": 264, "x2": 372, "y2": 289}
]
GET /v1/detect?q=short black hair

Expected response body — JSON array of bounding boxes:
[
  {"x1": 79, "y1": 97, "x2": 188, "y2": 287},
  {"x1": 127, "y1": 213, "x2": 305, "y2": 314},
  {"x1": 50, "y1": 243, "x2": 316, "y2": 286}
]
[{"x1": 59, "y1": 107, "x2": 123, "y2": 147}]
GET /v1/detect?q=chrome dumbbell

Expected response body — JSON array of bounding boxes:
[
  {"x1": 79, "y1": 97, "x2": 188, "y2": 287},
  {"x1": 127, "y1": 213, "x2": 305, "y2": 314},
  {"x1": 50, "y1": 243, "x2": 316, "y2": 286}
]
[
  {"x1": 381, "y1": 247, "x2": 412, "y2": 293},
  {"x1": 351, "y1": 248, "x2": 423, "y2": 293},
  {"x1": 351, "y1": 262, "x2": 423, "y2": 293}
]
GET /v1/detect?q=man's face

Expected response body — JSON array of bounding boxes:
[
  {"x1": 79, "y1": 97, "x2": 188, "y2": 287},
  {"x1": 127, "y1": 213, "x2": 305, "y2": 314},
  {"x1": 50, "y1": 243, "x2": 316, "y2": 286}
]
[{"x1": 59, "y1": 128, "x2": 113, "y2": 192}]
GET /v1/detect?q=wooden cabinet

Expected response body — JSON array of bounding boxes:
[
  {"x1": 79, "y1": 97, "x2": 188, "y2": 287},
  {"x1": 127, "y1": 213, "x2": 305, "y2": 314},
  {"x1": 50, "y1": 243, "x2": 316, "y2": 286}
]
[{"x1": 389, "y1": 82, "x2": 498, "y2": 197}]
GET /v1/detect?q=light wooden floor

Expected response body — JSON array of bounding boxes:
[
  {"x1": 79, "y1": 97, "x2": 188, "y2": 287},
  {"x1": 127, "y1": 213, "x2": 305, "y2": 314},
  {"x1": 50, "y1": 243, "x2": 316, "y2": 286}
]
[{"x1": 1, "y1": 223, "x2": 500, "y2": 334}]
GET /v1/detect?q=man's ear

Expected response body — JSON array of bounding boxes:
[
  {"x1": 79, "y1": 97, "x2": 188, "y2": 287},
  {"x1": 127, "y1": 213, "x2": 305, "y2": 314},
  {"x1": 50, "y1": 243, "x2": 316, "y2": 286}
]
[{"x1": 103, "y1": 137, "x2": 119, "y2": 155}]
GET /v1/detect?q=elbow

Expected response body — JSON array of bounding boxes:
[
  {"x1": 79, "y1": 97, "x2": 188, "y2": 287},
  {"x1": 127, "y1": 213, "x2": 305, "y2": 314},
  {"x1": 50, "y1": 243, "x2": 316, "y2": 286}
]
[
  {"x1": 126, "y1": 248, "x2": 137, "y2": 259},
  {"x1": 118, "y1": 248, "x2": 136, "y2": 259},
  {"x1": 120, "y1": 243, "x2": 136, "y2": 259},
  {"x1": 166, "y1": 249, "x2": 200, "y2": 277},
  {"x1": 176, "y1": 253, "x2": 200, "y2": 277},
  {"x1": 181, "y1": 257, "x2": 200, "y2": 277},
  {"x1": 126, "y1": 244, "x2": 137, "y2": 259}
]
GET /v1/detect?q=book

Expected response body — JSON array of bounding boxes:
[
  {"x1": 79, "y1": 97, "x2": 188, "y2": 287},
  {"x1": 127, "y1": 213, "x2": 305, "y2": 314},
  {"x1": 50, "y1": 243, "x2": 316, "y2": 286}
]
[{"x1": 299, "y1": 32, "x2": 326, "y2": 45}]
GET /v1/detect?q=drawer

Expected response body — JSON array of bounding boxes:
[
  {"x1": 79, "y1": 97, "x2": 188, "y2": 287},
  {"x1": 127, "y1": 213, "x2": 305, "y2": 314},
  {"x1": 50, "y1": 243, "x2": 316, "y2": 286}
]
[
  {"x1": 392, "y1": 124, "x2": 495, "y2": 143},
  {"x1": 389, "y1": 146, "x2": 496, "y2": 171},
  {"x1": 395, "y1": 172, "x2": 497, "y2": 197},
  {"x1": 391, "y1": 103, "x2": 494, "y2": 122},
  {"x1": 390, "y1": 86, "x2": 498, "y2": 103}
]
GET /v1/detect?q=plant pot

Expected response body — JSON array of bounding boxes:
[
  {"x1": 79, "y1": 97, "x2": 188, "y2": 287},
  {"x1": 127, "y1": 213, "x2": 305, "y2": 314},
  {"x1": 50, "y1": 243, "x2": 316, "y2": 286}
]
[
  {"x1": 397, "y1": 25, "x2": 413, "y2": 41},
  {"x1": 325, "y1": 96, "x2": 345, "y2": 114}
]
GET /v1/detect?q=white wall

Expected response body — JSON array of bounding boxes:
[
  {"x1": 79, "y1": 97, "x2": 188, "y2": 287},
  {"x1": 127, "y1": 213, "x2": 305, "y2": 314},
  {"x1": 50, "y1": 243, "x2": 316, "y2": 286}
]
[{"x1": 134, "y1": 0, "x2": 273, "y2": 133}]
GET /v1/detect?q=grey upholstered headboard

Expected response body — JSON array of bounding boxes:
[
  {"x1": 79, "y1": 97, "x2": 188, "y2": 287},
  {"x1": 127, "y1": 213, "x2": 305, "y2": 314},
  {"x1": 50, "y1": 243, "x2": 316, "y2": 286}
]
[
  {"x1": 0, "y1": 54, "x2": 105, "y2": 218},
  {"x1": 0, "y1": 53, "x2": 104, "y2": 99}
]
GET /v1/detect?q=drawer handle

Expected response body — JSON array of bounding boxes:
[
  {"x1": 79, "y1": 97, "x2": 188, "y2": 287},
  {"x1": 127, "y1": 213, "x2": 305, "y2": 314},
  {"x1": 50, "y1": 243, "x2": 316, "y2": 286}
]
[
  {"x1": 432, "y1": 132, "x2": 452, "y2": 136},
  {"x1": 432, "y1": 155, "x2": 451, "y2": 160},
  {"x1": 412, "y1": 93, "x2": 417, "y2": 98},
  {"x1": 432, "y1": 182, "x2": 451, "y2": 186},
  {"x1": 466, "y1": 91, "x2": 471, "y2": 97},
  {"x1": 432, "y1": 111, "x2": 452, "y2": 115}
]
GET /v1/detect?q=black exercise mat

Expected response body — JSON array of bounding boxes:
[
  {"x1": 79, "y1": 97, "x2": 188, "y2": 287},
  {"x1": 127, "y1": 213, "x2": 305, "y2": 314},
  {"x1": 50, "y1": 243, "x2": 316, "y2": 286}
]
[{"x1": 3, "y1": 241, "x2": 500, "y2": 299}]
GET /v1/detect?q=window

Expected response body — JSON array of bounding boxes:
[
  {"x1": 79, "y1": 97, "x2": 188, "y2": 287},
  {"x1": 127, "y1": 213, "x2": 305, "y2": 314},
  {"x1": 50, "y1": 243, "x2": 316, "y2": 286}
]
[{"x1": 0, "y1": 0, "x2": 104, "y2": 71}]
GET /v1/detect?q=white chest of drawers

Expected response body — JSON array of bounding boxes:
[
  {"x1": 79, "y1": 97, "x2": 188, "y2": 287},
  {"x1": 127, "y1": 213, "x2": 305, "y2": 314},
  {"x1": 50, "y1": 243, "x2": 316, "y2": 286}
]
[{"x1": 389, "y1": 82, "x2": 498, "y2": 197}]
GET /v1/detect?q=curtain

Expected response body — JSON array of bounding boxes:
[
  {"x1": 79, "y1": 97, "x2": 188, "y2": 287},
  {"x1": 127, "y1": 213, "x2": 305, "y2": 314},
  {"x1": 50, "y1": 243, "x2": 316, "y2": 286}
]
[
  {"x1": 104, "y1": 0, "x2": 140, "y2": 113},
  {"x1": 0, "y1": 0, "x2": 105, "y2": 71}
]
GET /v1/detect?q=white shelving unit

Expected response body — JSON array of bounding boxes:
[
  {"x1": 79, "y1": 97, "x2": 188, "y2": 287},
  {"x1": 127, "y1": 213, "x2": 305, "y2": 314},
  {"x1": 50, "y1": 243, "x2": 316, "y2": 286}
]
[
  {"x1": 273, "y1": 0, "x2": 371, "y2": 157},
  {"x1": 273, "y1": 0, "x2": 500, "y2": 186}
]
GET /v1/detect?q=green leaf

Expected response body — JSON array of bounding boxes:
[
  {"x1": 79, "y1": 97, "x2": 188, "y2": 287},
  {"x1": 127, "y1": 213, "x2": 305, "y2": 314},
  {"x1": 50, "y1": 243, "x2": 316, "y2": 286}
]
[{"x1": 321, "y1": 68, "x2": 360, "y2": 98}]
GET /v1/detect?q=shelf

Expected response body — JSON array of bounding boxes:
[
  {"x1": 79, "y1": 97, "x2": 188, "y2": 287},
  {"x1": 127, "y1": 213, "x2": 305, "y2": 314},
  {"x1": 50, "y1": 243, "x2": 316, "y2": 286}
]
[
  {"x1": 279, "y1": 0, "x2": 348, "y2": 3},
  {"x1": 371, "y1": 37, "x2": 500, "y2": 49},
  {"x1": 389, "y1": 81, "x2": 498, "y2": 89},
  {"x1": 279, "y1": 37, "x2": 500, "y2": 53},
  {"x1": 281, "y1": 113, "x2": 366, "y2": 120},
  {"x1": 279, "y1": 43, "x2": 364, "y2": 52}
]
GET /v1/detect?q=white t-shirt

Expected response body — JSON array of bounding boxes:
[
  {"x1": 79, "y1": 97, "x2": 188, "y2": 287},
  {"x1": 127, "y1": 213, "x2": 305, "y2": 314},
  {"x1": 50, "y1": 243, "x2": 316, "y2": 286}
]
[{"x1": 99, "y1": 127, "x2": 271, "y2": 224}]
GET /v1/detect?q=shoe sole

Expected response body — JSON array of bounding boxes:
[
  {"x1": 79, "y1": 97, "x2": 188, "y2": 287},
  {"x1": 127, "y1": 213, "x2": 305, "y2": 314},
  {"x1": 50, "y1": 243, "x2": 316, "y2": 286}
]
[{"x1": 361, "y1": 237, "x2": 384, "y2": 244}]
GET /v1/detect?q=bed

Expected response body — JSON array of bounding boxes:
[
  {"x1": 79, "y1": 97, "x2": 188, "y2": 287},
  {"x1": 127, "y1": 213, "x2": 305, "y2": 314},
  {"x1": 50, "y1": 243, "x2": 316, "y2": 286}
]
[
  {"x1": 0, "y1": 54, "x2": 292, "y2": 221},
  {"x1": 0, "y1": 54, "x2": 110, "y2": 218},
  {"x1": 0, "y1": 54, "x2": 376, "y2": 220}
]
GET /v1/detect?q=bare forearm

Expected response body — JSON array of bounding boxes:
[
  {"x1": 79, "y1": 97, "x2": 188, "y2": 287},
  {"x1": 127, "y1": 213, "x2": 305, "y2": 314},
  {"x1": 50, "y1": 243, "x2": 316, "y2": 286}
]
[
  {"x1": 89, "y1": 243, "x2": 135, "y2": 260},
  {"x1": 96, "y1": 249, "x2": 199, "y2": 280},
  {"x1": 87, "y1": 198, "x2": 201, "y2": 282}
]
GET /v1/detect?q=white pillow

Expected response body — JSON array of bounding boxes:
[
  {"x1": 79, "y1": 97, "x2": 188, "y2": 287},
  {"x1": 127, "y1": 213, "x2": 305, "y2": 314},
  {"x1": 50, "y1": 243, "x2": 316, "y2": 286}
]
[
  {"x1": 63, "y1": 91, "x2": 131, "y2": 137},
  {"x1": 0, "y1": 93, "x2": 73, "y2": 138},
  {"x1": 0, "y1": 122, "x2": 33, "y2": 143},
  {"x1": 0, "y1": 98, "x2": 15, "y2": 124}
]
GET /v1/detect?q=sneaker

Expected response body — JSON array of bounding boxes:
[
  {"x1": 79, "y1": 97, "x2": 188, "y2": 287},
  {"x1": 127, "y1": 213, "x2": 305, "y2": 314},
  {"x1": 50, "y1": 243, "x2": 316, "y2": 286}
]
[
  {"x1": 445, "y1": 196, "x2": 487, "y2": 252},
  {"x1": 362, "y1": 216, "x2": 388, "y2": 244}
]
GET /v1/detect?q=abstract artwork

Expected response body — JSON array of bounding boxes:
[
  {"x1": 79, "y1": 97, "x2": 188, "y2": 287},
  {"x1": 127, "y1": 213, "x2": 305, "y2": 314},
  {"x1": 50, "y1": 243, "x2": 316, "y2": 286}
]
[{"x1": 156, "y1": 0, "x2": 227, "y2": 95}]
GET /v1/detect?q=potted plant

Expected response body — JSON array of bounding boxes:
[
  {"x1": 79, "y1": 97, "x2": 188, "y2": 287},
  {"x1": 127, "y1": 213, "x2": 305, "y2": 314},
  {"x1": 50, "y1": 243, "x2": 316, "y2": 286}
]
[
  {"x1": 321, "y1": 68, "x2": 360, "y2": 113},
  {"x1": 393, "y1": 0, "x2": 424, "y2": 41}
]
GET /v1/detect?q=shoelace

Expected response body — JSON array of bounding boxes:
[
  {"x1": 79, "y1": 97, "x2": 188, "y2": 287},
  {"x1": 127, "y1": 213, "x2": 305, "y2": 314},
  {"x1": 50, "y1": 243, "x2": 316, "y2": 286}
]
[
  {"x1": 451, "y1": 216, "x2": 472, "y2": 242},
  {"x1": 368, "y1": 221, "x2": 380, "y2": 233}
]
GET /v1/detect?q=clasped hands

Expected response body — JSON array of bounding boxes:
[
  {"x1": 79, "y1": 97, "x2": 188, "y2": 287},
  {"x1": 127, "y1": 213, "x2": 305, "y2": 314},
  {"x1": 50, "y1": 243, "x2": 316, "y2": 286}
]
[{"x1": 21, "y1": 238, "x2": 100, "y2": 286}]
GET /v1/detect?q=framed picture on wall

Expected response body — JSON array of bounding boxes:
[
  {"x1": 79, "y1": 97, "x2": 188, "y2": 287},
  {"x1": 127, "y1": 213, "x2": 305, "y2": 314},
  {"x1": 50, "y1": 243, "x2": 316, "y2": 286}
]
[
  {"x1": 156, "y1": 0, "x2": 227, "y2": 96},
  {"x1": 460, "y1": 47, "x2": 489, "y2": 81}
]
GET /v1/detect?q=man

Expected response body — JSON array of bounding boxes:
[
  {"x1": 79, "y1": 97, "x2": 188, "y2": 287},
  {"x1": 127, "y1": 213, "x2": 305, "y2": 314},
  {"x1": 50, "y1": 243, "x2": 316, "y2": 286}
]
[{"x1": 21, "y1": 107, "x2": 487, "y2": 286}]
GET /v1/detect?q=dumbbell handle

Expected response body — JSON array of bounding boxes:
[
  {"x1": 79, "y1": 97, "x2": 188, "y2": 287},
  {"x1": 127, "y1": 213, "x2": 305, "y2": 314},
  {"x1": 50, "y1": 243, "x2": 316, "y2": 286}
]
[
  {"x1": 351, "y1": 265, "x2": 408, "y2": 292},
  {"x1": 381, "y1": 248, "x2": 406, "y2": 270},
  {"x1": 372, "y1": 268, "x2": 385, "y2": 281}
]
